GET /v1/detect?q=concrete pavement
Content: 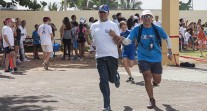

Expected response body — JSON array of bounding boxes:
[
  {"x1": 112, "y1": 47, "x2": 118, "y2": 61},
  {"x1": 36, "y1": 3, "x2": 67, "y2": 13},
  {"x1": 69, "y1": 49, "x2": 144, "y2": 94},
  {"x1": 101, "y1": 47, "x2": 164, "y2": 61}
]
[{"x1": 0, "y1": 59, "x2": 207, "y2": 111}]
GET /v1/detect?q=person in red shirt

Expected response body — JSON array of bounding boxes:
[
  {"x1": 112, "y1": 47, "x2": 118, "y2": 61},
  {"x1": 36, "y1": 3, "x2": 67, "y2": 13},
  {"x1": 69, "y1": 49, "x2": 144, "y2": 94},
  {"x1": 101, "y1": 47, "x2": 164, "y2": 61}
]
[{"x1": 197, "y1": 26, "x2": 206, "y2": 57}]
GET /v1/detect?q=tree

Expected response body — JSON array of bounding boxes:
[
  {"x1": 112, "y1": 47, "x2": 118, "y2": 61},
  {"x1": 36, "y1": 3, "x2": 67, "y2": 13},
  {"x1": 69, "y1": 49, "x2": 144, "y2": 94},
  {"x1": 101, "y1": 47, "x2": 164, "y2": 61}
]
[
  {"x1": 0, "y1": 0, "x2": 47, "y2": 11},
  {"x1": 116, "y1": 0, "x2": 142, "y2": 10},
  {"x1": 87, "y1": 0, "x2": 119, "y2": 10},
  {"x1": 48, "y1": 2, "x2": 58, "y2": 11},
  {"x1": 59, "y1": 0, "x2": 76, "y2": 11},
  {"x1": 179, "y1": 0, "x2": 192, "y2": 10}
]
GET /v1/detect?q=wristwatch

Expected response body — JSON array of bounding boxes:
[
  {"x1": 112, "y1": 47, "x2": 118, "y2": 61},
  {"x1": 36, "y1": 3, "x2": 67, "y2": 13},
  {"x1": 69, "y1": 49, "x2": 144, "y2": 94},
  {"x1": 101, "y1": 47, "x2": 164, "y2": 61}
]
[{"x1": 168, "y1": 52, "x2": 172, "y2": 55}]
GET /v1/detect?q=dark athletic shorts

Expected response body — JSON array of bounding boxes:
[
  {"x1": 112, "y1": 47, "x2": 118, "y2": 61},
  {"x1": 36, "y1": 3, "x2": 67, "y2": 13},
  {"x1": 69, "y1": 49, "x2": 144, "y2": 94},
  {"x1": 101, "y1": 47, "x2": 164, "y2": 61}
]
[
  {"x1": 4, "y1": 46, "x2": 15, "y2": 54},
  {"x1": 138, "y1": 60, "x2": 162, "y2": 74}
]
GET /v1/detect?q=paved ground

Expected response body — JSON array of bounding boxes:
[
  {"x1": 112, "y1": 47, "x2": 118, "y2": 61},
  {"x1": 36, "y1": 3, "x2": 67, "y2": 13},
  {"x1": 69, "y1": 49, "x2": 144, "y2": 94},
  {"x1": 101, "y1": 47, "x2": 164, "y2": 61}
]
[{"x1": 0, "y1": 54, "x2": 207, "y2": 111}]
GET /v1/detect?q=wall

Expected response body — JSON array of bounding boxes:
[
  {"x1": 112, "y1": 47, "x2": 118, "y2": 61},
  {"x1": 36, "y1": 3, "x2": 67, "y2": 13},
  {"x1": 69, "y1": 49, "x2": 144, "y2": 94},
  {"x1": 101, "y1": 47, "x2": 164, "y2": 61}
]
[{"x1": 0, "y1": 10, "x2": 207, "y2": 38}]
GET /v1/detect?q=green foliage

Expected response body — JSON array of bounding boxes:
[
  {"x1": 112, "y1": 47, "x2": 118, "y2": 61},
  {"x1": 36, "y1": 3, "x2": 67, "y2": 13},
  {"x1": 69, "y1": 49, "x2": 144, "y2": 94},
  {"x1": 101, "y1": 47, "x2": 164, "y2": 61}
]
[
  {"x1": 179, "y1": 0, "x2": 192, "y2": 10},
  {"x1": 59, "y1": 0, "x2": 120, "y2": 10},
  {"x1": 48, "y1": 2, "x2": 58, "y2": 11},
  {"x1": 0, "y1": 0, "x2": 47, "y2": 11},
  {"x1": 119, "y1": 0, "x2": 142, "y2": 10}
]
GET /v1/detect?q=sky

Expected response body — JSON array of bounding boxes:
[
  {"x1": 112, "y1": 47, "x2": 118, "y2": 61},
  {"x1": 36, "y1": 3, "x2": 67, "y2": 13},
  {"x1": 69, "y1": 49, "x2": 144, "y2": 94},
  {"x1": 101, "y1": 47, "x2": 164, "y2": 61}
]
[{"x1": 3, "y1": 0, "x2": 207, "y2": 10}]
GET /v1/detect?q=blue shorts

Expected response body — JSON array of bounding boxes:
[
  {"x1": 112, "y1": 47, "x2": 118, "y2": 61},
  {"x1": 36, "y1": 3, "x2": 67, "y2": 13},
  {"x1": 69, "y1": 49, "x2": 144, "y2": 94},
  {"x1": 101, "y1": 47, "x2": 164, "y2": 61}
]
[
  {"x1": 73, "y1": 39, "x2": 78, "y2": 49},
  {"x1": 122, "y1": 50, "x2": 135, "y2": 60}
]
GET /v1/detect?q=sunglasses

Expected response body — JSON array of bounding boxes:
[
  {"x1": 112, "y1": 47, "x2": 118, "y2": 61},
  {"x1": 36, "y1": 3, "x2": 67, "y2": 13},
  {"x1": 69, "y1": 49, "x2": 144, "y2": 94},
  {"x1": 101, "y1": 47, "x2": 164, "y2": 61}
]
[
  {"x1": 142, "y1": 15, "x2": 152, "y2": 19},
  {"x1": 99, "y1": 11, "x2": 107, "y2": 14}
]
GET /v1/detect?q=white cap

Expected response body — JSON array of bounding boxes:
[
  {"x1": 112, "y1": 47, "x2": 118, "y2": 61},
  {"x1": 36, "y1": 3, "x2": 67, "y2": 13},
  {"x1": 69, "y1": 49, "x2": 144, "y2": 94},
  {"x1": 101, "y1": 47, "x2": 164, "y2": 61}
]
[
  {"x1": 133, "y1": 16, "x2": 138, "y2": 20},
  {"x1": 80, "y1": 17, "x2": 85, "y2": 24},
  {"x1": 141, "y1": 10, "x2": 153, "y2": 16}
]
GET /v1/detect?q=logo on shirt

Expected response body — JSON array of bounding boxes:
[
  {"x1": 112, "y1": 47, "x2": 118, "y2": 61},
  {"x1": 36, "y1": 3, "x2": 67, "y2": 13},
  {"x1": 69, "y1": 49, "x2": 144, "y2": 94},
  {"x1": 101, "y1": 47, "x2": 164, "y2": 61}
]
[
  {"x1": 142, "y1": 35, "x2": 154, "y2": 39},
  {"x1": 42, "y1": 27, "x2": 46, "y2": 34},
  {"x1": 105, "y1": 29, "x2": 110, "y2": 33}
]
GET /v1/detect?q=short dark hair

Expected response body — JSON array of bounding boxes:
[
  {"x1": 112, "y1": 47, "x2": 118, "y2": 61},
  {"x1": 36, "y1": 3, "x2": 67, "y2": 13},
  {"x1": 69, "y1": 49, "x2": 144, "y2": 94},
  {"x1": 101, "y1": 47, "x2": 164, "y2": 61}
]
[
  {"x1": 117, "y1": 13, "x2": 121, "y2": 17},
  {"x1": 43, "y1": 17, "x2": 50, "y2": 22},
  {"x1": 71, "y1": 15, "x2": 76, "y2": 19}
]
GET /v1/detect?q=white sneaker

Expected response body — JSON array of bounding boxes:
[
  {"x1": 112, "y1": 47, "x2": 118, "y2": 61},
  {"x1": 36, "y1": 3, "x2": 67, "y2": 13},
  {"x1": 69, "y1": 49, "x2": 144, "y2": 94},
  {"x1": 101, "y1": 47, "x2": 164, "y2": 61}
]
[
  {"x1": 23, "y1": 58, "x2": 30, "y2": 62},
  {"x1": 16, "y1": 59, "x2": 22, "y2": 63}
]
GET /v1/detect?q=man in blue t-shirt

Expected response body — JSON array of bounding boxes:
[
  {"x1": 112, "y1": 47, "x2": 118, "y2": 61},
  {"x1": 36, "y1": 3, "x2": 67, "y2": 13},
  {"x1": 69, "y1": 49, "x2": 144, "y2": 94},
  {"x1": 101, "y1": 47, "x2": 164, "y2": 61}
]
[
  {"x1": 32, "y1": 24, "x2": 40, "y2": 59},
  {"x1": 109, "y1": 10, "x2": 173, "y2": 109}
]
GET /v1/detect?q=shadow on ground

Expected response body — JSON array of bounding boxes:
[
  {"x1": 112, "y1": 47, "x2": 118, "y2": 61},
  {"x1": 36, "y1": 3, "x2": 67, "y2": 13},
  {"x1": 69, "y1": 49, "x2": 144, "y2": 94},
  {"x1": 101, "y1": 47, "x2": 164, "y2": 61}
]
[
  {"x1": 131, "y1": 81, "x2": 145, "y2": 86},
  {"x1": 0, "y1": 52, "x2": 125, "y2": 71},
  {"x1": 0, "y1": 95, "x2": 58, "y2": 111},
  {"x1": 123, "y1": 106, "x2": 133, "y2": 111},
  {"x1": 163, "y1": 104, "x2": 178, "y2": 111},
  {"x1": 0, "y1": 74, "x2": 15, "y2": 79}
]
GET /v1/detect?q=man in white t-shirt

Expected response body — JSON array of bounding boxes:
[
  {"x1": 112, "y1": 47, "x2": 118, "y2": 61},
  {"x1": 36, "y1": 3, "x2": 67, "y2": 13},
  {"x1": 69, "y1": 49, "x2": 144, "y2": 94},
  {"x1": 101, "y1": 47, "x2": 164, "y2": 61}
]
[
  {"x1": 90, "y1": 5, "x2": 120, "y2": 111},
  {"x1": 2, "y1": 18, "x2": 17, "y2": 72},
  {"x1": 179, "y1": 23, "x2": 186, "y2": 50},
  {"x1": 153, "y1": 15, "x2": 162, "y2": 27},
  {"x1": 38, "y1": 17, "x2": 53, "y2": 70},
  {"x1": 19, "y1": 20, "x2": 30, "y2": 62}
]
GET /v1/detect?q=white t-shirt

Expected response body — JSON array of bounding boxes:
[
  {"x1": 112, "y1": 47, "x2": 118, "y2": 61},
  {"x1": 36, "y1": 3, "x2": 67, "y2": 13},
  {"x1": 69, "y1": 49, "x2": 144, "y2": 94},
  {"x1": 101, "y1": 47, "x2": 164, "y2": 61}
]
[
  {"x1": 2, "y1": 26, "x2": 14, "y2": 48},
  {"x1": 38, "y1": 24, "x2": 52, "y2": 45},
  {"x1": 179, "y1": 26, "x2": 186, "y2": 38},
  {"x1": 154, "y1": 21, "x2": 162, "y2": 27},
  {"x1": 184, "y1": 31, "x2": 191, "y2": 42},
  {"x1": 90, "y1": 20, "x2": 120, "y2": 59},
  {"x1": 19, "y1": 25, "x2": 27, "y2": 41}
]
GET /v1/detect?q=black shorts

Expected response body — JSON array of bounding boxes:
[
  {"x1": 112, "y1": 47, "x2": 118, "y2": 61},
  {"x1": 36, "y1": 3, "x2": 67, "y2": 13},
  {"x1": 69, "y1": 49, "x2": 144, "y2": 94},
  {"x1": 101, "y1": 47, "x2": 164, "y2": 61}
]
[
  {"x1": 138, "y1": 60, "x2": 162, "y2": 74},
  {"x1": 14, "y1": 40, "x2": 20, "y2": 46},
  {"x1": 77, "y1": 38, "x2": 86, "y2": 43},
  {"x1": 4, "y1": 46, "x2": 15, "y2": 54},
  {"x1": 33, "y1": 44, "x2": 41, "y2": 50}
]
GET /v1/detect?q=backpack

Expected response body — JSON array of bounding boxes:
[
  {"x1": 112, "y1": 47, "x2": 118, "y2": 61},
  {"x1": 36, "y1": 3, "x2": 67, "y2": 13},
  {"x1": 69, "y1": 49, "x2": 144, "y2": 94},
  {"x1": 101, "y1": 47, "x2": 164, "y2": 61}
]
[
  {"x1": 137, "y1": 23, "x2": 162, "y2": 48},
  {"x1": 78, "y1": 26, "x2": 85, "y2": 40}
]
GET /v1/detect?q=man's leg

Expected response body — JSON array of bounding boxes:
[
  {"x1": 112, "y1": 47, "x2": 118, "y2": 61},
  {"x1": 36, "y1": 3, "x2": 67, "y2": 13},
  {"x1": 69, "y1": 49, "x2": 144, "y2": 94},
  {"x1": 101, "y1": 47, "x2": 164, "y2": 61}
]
[
  {"x1": 138, "y1": 60, "x2": 156, "y2": 109},
  {"x1": 97, "y1": 58, "x2": 111, "y2": 109},
  {"x1": 45, "y1": 52, "x2": 52, "y2": 64},
  {"x1": 50, "y1": 40, "x2": 54, "y2": 58},
  {"x1": 142, "y1": 70, "x2": 154, "y2": 99},
  {"x1": 5, "y1": 53, "x2": 10, "y2": 71},
  {"x1": 107, "y1": 57, "x2": 120, "y2": 88},
  {"x1": 11, "y1": 51, "x2": 17, "y2": 69},
  {"x1": 19, "y1": 40, "x2": 25, "y2": 59},
  {"x1": 151, "y1": 62, "x2": 162, "y2": 86},
  {"x1": 152, "y1": 74, "x2": 161, "y2": 86}
]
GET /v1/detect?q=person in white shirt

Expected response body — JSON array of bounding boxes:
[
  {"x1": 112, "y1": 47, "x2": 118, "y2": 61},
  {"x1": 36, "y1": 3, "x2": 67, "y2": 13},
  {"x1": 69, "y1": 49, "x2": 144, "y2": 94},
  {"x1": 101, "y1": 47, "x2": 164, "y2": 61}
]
[
  {"x1": 2, "y1": 18, "x2": 17, "y2": 72},
  {"x1": 153, "y1": 15, "x2": 162, "y2": 27},
  {"x1": 179, "y1": 23, "x2": 186, "y2": 50},
  {"x1": 89, "y1": 5, "x2": 120, "y2": 111},
  {"x1": 38, "y1": 17, "x2": 54, "y2": 70},
  {"x1": 19, "y1": 20, "x2": 30, "y2": 62},
  {"x1": 184, "y1": 28, "x2": 191, "y2": 50}
]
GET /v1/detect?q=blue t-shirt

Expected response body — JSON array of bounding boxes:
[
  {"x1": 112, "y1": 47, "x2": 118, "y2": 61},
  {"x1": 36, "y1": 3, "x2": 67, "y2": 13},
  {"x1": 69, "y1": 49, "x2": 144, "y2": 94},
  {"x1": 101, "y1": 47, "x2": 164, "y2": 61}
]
[
  {"x1": 121, "y1": 30, "x2": 135, "y2": 52},
  {"x1": 32, "y1": 30, "x2": 40, "y2": 44},
  {"x1": 128, "y1": 25, "x2": 168, "y2": 62}
]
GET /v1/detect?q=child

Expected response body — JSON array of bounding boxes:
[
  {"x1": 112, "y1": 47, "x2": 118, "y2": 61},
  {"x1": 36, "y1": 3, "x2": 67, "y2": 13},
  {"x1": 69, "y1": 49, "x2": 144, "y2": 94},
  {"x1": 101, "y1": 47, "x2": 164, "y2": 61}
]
[
  {"x1": 32, "y1": 24, "x2": 40, "y2": 59},
  {"x1": 120, "y1": 21, "x2": 136, "y2": 82},
  {"x1": 77, "y1": 18, "x2": 87, "y2": 61},
  {"x1": 184, "y1": 28, "x2": 191, "y2": 50},
  {"x1": 197, "y1": 26, "x2": 206, "y2": 57},
  {"x1": 71, "y1": 21, "x2": 79, "y2": 60}
]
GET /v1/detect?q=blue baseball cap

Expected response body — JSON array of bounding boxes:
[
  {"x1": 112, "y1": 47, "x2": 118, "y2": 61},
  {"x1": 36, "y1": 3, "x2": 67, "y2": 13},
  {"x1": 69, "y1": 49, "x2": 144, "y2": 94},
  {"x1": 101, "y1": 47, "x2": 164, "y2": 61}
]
[{"x1": 99, "y1": 5, "x2": 109, "y2": 12}]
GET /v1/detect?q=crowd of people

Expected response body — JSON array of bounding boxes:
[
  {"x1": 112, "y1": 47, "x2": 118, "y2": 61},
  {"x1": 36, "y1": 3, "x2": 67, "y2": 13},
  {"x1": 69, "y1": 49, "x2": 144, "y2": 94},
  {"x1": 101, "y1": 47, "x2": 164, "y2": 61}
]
[
  {"x1": 1, "y1": 4, "x2": 206, "y2": 111},
  {"x1": 179, "y1": 18, "x2": 207, "y2": 57}
]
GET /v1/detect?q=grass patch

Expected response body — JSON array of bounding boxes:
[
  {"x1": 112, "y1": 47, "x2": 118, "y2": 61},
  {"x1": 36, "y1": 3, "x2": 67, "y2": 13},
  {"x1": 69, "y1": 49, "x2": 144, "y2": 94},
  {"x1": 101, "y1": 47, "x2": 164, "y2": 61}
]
[{"x1": 180, "y1": 50, "x2": 207, "y2": 59}]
